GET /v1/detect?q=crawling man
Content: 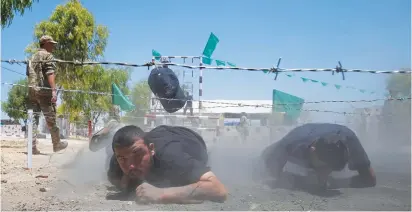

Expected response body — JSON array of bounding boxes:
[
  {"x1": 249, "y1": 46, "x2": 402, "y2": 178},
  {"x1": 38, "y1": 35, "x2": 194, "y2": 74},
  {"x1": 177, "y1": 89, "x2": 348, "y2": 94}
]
[
  {"x1": 107, "y1": 125, "x2": 228, "y2": 204},
  {"x1": 261, "y1": 123, "x2": 376, "y2": 190}
]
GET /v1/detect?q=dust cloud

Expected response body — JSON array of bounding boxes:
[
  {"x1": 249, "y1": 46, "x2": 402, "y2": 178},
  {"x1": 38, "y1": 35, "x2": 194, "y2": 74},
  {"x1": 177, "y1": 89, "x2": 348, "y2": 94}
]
[{"x1": 54, "y1": 103, "x2": 410, "y2": 200}]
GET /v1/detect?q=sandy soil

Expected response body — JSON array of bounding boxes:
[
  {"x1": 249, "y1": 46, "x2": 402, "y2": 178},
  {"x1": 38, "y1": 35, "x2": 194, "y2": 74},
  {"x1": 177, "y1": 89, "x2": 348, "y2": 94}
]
[{"x1": 1, "y1": 136, "x2": 411, "y2": 211}]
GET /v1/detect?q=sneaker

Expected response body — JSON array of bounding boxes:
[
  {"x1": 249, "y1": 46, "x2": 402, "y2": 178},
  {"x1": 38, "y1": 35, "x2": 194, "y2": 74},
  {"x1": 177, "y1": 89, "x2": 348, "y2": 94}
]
[{"x1": 53, "y1": 141, "x2": 68, "y2": 152}]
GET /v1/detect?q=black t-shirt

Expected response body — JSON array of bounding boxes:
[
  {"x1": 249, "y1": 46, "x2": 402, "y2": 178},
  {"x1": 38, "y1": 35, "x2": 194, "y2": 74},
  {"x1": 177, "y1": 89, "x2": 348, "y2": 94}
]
[
  {"x1": 108, "y1": 125, "x2": 210, "y2": 190},
  {"x1": 261, "y1": 123, "x2": 371, "y2": 173}
]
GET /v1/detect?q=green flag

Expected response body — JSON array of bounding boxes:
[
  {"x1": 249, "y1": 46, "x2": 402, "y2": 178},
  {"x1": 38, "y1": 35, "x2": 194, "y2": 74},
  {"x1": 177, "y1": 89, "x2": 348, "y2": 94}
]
[
  {"x1": 286, "y1": 74, "x2": 293, "y2": 77},
  {"x1": 202, "y1": 33, "x2": 219, "y2": 58},
  {"x1": 202, "y1": 57, "x2": 212, "y2": 65},
  {"x1": 215, "y1": 60, "x2": 226, "y2": 66},
  {"x1": 310, "y1": 79, "x2": 319, "y2": 83},
  {"x1": 301, "y1": 77, "x2": 309, "y2": 83},
  {"x1": 152, "y1": 49, "x2": 162, "y2": 61},
  {"x1": 262, "y1": 69, "x2": 270, "y2": 74},
  {"x1": 227, "y1": 62, "x2": 236, "y2": 67},
  {"x1": 359, "y1": 89, "x2": 366, "y2": 93},
  {"x1": 321, "y1": 82, "x2": 328, "y2": 86},
  {"x1": 334, "y1": 84, "x2": 342, "y2": 90},
  {"x1": 112, "y1": 83, "x2": 135, "y2": 111}
]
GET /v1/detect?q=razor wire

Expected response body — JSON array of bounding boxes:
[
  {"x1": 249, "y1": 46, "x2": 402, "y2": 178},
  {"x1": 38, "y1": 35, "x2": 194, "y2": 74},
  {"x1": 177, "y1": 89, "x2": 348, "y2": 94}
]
[{"x1": 2, "y1": 59, "x2": 412, "y2": 74}]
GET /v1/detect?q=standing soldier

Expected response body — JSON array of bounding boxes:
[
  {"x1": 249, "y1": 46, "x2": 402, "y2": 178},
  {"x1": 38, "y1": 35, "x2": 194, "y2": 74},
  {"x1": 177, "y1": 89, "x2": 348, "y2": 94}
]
[{"x1": 26, "y1": 35, "x2": 68, "y2": 154}]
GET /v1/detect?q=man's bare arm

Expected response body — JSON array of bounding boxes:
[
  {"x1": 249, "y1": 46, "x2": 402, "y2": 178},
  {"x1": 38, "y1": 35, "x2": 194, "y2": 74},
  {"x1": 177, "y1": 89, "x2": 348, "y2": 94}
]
[
  {"x1": 159, "y1": 171, "x2": 227, "y2": 204},
  {"x1": 47, "y1": 73, "x2": 57, "y2": 91}
]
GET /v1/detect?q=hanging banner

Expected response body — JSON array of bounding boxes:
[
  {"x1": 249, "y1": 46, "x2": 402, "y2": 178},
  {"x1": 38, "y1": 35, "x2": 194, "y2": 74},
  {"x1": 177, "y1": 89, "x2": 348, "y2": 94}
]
[{"x1": 202, "y1": 32, "x2": 220, "y2": 58}]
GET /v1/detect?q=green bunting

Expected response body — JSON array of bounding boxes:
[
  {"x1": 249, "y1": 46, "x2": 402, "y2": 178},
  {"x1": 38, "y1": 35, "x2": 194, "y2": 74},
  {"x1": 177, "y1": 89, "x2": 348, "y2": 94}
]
[
  {"x1": 202, "y1": 32, "x2": 220, "y2": 58},
  {"x1": 202, "y1": 57, "x2": 212, "y2": 65},
  {"x1": 215, "y1": 60, "x2": 226, "y2": 66},
  {"x1": 334, "y1": 84, "x2": 342, "y2": 89},
  {"x1": 301, "y1": 77, "x2": 309, "y2": 82},
  {"x1": 112, "y1": 83, "x2": 135, "y2": 111},
  {"x1": 227, "y1": 62, "x2": 236, "y2": 67},
  {"x1": 152, "y1": 49, "x2": 161, "y2": 61}
]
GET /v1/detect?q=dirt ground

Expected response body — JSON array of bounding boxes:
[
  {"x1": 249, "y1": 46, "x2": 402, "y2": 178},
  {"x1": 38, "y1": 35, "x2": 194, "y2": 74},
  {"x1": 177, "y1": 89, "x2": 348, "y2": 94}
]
[{"x1": 1, "y1": 136, "x2": 411, "y2": 211}]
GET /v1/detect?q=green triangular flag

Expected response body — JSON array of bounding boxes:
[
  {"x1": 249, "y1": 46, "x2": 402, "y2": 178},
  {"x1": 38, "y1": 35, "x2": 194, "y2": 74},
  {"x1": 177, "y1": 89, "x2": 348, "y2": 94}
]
[
  {"x1": 321, "y1": 82, "x2": 328, "y2": 86},
  {"x1": 227, "y1": 62, "x2": 236, "y2": 67},
  {"x1": 152, "y1": 49, "x2": 162, "y2": 61},
  {"x1": 112, "y1": 83, "x2": 135, "y2": 111},
  {"x1": 286, "y1": 74, "x2": 293, "y2": 77},
  {"x1": 262, "y1": 69, "x2": 269, "y2": 73},
  {"x1": 301, "y1": 77, "x2": 309, "y2": 82},
  {"x1": 334, "y1": 84, "x2": 342, "y2": 89},
  {"x1": 370, "y1": 91, "x2": 375, "y2": 94},
  {"x1": 215, "y1": 60, "x2": 226, "y2": 66},
  {"x1": 202, "y1": 32, "x2": 219, "y2": 58},
  {"x1": 359, "y1": 89, "x2": 366, "y2": 93},
  {"x1": 202, "y1": 57, "x2": 212, "y2": 65},
  {"x1": 310, "y1": 79, "x2": 319, "y2": 83}
]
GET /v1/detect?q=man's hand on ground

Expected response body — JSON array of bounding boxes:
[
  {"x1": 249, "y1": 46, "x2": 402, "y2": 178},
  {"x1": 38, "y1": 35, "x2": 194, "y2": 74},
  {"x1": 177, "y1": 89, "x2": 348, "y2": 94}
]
[{"x1": 135, "y1": 182, "x2": 163, "y2": 204}]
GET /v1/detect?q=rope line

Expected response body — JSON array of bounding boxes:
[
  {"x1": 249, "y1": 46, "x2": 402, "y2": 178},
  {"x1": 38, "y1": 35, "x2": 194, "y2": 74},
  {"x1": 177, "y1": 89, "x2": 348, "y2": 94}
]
[{"x1": 2, "y1": 59, "x2": 411, "y2": 74}]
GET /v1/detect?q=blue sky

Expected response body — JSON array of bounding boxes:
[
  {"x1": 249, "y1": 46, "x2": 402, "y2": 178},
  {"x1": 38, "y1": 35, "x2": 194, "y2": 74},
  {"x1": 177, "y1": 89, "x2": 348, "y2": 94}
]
[{"x1": 1, "y1": 0, "x2": 410, "y2": 120}]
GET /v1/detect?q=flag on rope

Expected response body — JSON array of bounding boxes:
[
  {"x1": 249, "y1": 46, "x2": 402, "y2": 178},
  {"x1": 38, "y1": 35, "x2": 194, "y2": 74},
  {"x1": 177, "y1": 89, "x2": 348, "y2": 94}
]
[
  {"x1": 202, "y1": 57, "x2": 213, "y2": 65},
  {"x1": 215, "y1": 60, "x2": 226, "y2": 66},
  {"x1": 202, "y1": 32, "x2": 219, "y2": 58},
  {"x1": 152, "y1": 49, "x2": 162, "y2": 61},
  {"x1": 112, "y1": 83, "x2": 135, "y2": 111}
]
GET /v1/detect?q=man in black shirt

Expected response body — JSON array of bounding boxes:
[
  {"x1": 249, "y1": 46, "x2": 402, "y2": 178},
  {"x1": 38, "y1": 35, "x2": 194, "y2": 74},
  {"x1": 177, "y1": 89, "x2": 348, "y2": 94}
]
[
  {"x1": 107, "y1": 125, "x2": 227, "y2": 204},
  {"x1": 261, "y1": 123, "x2": 376, "y2": 190}
]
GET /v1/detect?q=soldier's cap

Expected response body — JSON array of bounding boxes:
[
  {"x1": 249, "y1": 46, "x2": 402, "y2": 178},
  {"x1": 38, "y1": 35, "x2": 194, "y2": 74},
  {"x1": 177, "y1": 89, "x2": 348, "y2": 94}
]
[{"x1": 39, "y1": 35, "x2": 58, "y2": 45}]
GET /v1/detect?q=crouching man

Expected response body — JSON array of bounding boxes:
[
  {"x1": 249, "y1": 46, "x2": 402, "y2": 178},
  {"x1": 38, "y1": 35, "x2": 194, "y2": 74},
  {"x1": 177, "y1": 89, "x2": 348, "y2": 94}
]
[
  {"x1": 107, "y1": 125, "x2": 228, "y2": 204},
  {"x1": 261, "y1": 123, "x2": 376, "y2": 190}
]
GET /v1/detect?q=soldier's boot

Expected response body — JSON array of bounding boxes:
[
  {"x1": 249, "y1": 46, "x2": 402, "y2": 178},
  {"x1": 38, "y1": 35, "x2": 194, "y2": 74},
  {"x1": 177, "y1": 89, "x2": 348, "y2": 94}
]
[
  {"x1": 53, "y1": 141, "x2": 68, "y2": 152},
  {"x1": 50, "y1": 126, "x2": 68, "y2": 152},
  {"x1": 32, "y1": 146, "x2": 41, "y2": 155},
  {"x1": 31, "y1": 138, "x2": 41, "y2": 155}
]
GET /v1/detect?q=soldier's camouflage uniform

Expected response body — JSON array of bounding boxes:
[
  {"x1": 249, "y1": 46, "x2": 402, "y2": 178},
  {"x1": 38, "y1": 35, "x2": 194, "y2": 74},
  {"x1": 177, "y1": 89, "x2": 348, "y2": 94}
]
[{"x1": 26, "y1": 48, "x2": 61, "y2": 151}]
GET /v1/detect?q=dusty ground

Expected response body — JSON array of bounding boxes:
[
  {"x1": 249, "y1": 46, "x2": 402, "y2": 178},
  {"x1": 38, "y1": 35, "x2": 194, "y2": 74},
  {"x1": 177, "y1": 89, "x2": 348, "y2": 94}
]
[{"x1": 1, "y1": 135, "x2": 411, "y2": 211}]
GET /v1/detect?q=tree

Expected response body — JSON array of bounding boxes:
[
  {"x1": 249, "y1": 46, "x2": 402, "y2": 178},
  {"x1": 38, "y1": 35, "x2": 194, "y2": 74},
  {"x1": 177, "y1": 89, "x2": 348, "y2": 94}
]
[
  {"x1": 24, "y1": 0, "x2": 129, "y2": 129},
  {"x1": 1, "y1": 79, "x2": 28, "y2": 124},
  {"x1": 122, "y1": 80, "x2": 151, "y2": 124},
  {"x1": 57, "y1": 66, "x2": 131, "y2": 131},
  {"x1": 386, "y1": 69, "x2": 411, "y2": 97},
  {"x1": 380, "y1": 69, "x2": 411, "y2": 144},
  {"x1": 1, "y1": 0, "x2": 39, "y2": 28}
]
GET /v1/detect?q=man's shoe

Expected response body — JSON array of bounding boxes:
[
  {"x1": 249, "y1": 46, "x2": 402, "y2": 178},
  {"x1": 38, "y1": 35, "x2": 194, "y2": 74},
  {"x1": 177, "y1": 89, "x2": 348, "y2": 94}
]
[{"x1": 53, "y1": 141, "x2": 68, "y2": 152}]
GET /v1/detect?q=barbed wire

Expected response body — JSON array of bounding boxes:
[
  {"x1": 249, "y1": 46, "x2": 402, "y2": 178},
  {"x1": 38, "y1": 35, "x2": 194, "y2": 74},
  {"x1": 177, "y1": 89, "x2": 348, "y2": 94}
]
[
  {"x1": 1, "y1": 66, "x2": 26, "y2": 76},
  {"x1": 2, "y1": 59, "x2": 411, "y2": 74},
  {"x1": 2, "y1": 82, "x2": 410, "y2": 107}
]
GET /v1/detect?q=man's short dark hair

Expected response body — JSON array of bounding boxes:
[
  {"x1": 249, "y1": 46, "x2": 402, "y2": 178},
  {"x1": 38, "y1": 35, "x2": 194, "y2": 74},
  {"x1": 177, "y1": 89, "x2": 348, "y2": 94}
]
[
  {"x1": 112, "y1": 125, "x2": 145, "y2": 150},
  {"x1": 314, "y1": 137, "x2": 348, "y2": 171}
]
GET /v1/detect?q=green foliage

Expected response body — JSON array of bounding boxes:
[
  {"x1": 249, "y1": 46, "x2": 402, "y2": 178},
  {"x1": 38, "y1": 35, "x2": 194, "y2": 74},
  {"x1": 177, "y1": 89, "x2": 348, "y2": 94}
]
[
  {"x1": 1, "y1": 0, "x2": 39, "y2": 28},
  {"x1": 57, "y1": 66, "x2": 131, "y2": 127},
  {"x1": 1, "y1": 79, "x2": 28, "y2": 123},
  {"x1": 386, "y1": 69, "x2": 411, "y2": 97},
  {"x1": 122, "y1": 80, "x2": 151, "y2": 124}
]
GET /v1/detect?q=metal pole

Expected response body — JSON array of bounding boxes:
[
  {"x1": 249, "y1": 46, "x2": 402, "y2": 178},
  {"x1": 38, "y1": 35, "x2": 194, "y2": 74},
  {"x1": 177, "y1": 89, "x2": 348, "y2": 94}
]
[
  {"x1": 27, "y1": 109, "x2": 33, "y2": 169},
  {"x1": 199, "y1": 57, "x2": 203, "y2": 116}
]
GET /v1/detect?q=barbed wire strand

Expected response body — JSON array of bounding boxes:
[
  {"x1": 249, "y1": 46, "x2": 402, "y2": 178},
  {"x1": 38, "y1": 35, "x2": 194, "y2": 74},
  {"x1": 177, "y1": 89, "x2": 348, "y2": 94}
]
[
  {"x1": 2, "y1": 82, "x2": 410, "y2": 107},
  {"x1": 2, "y1": 59, "x2": 411, "y2": 74}
]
